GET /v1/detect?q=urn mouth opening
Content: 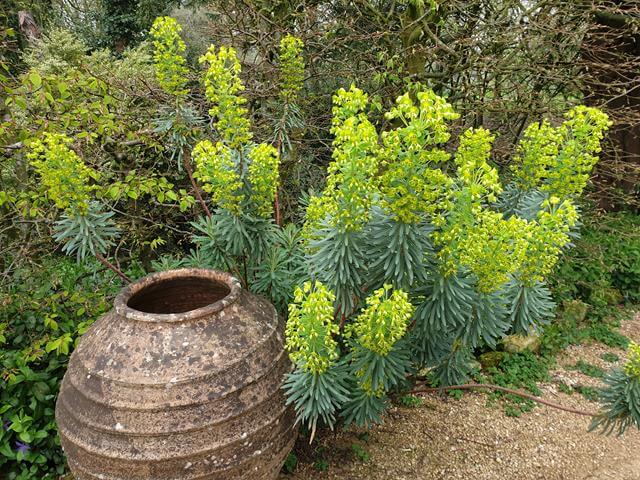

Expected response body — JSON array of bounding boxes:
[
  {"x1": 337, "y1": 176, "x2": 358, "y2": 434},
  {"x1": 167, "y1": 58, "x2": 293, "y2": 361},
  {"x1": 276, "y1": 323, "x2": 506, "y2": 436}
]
[{"x1": 115, "y1": 269, "x2": 241, "y2": 322}]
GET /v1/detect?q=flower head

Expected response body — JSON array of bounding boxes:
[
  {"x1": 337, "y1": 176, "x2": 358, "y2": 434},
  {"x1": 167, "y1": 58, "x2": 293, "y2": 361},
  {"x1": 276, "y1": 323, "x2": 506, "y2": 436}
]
[
  {"x1": 192, "y1": 139, "x2": 243, "y2": 214},
  {"x1": 625, "y1": 342, "x2": 640, "y2": 379},
  {"x1": 511, "y1": 106, "x2": 611, "y2": 199},
  {"x1": 455, "y1": 127, "x2": 502, "y2": 207},
  {"x1": 150, "y1": 16, "x2": 189, "y2": 97},
  {"x1": 15, "y1": 441, "x2": 30, "y2": 455},
  {"x1": 285, "y1": 281, "x2": 340, "y2": 374},
  {"x1": 200, "y1": 45, "x2": 252, "y2": 148},
  {"x1": 303, "y1": 85, "x2": 379, "y2": 235},
  {"x1": 248, "y1": 143, "x2": 280, "y2": 218},
  {"x1": 27, "y1": 133, "x2": 97, "y2": 215},
  {"x1": 347, "y1": 285, "x2": 414, "y2": 356},
  {"x1": 517, "y1": 198, "x2": 578, "y2": 285},
  {"x1": 279, "y1": 34, "x2": 305, "y2": 103}
]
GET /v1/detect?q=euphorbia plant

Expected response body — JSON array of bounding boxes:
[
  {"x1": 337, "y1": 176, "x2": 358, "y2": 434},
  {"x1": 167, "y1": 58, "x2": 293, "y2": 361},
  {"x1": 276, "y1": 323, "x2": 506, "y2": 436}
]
[
  {"x1": 283, "y1": 83, "x2": 631, "y2": 434},
  {"x1": 147, "y1": 17, "x2": 308, "y2": 309},
  {"x1": 26, "y1": 132, "x2": 128, "y2": 282}
]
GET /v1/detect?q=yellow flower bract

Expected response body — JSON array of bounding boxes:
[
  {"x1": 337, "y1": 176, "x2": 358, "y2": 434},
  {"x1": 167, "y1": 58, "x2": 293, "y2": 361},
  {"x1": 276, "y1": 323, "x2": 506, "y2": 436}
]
[
  {"x1": 150, "y1": 17, "x2": 190, "y2": 98},
  {"x1": 192, "y1": 139, "x2": 244, "y2": 214},
  {"x1": 200, "y1": 45, "x2": 252, "y2": 149},
  {"x1": 279, "y1": 34, "x2": 305, "y2": 103},
  {"x1": 512, "y1": 106, "x2": 611, "y2": 199},
  {"x1": 285, "y1": 281, "x2": 340, "y2": 374},
  {"x1": 27, "y1": 133, "x2": 97, "y2": 214},
  {"x1": 624, "y1": 342, "x2": 640, "y2": 380},
  {"x1": 348, "y1": 285, "x2": 414, "y2": 356},
  {"x1": 248, "y1": 143, "x2": 280, "y2": 218}
]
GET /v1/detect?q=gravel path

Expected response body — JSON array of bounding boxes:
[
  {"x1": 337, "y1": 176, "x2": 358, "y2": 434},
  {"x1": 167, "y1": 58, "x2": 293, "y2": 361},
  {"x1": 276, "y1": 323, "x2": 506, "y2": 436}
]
[{"x1": 280, "y1": 313, "x2": 640, "y2": 480}]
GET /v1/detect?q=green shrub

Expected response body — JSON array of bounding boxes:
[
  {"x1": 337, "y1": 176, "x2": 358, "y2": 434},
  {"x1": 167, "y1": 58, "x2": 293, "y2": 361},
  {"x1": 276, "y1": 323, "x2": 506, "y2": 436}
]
[
  {"x1": 0, "y1": 258, "x2": 119, "y2": 479},
  {"x1": 551, "y1": 211, "x2": 640, "y2": 305}
]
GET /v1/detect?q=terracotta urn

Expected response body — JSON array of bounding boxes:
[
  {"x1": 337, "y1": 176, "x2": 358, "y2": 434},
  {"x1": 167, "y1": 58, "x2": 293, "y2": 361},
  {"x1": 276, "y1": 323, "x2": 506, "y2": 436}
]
[{"x1": 55, "y1": 268, "x2": 297, "y2": 479}]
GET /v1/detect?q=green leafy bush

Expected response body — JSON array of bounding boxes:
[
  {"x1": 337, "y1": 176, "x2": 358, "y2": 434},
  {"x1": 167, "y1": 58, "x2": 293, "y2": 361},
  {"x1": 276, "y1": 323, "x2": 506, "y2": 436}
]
[
  {"x1": 0, "y1": 258, "x2": 119, "y2": 479},
  {"x1": 551, "y1": 211, "x2": 640, "y2": 306}
]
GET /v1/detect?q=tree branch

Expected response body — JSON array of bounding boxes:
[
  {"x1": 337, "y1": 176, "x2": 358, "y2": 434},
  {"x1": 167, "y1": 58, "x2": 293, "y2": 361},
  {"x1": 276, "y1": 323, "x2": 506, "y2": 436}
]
[{"x1": 411, "y1": 383, "x2": 598, "y2": 417}]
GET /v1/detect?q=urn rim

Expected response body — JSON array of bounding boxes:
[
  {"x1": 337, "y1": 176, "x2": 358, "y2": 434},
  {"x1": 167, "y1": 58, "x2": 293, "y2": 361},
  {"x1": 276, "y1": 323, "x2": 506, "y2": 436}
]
[{"x1": 114, "y1": 268, "x2": 242, "y2": 322}]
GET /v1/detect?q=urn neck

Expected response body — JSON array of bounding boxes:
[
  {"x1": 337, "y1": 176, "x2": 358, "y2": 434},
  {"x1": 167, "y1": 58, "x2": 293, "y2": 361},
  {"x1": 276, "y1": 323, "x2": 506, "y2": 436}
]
[{"x1": 114, "y1": 269, "x2": 241, "y2": 323}]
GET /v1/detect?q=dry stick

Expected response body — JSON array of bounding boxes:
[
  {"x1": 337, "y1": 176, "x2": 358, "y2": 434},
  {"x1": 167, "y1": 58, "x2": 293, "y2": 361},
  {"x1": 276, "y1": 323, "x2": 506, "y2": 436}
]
[
  {"x1": 95, "y1": 253, "x2": 132, "y2": 284},
  {"x1": 182, "y1": 148, "x2": 211, "y2": 219},
  {"x1": 411, "y1": 383, "x2": 598, "y2": 418}
]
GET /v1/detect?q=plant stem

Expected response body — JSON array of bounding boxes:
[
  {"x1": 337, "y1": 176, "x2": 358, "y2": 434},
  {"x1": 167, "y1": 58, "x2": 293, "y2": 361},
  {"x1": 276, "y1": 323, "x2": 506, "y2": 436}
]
[
  {"x1": 183, "y1": 148, "x2": 212, "y2": 218},
  {"x1": 410, "y1": 383, "x2": 597, "y2": 417},
  {"x1": 96, "y1": 253, "x2": 132, "y2": 283},
  {"x1": 274, "y1": 132, "x2": 284, "y2": 226}
]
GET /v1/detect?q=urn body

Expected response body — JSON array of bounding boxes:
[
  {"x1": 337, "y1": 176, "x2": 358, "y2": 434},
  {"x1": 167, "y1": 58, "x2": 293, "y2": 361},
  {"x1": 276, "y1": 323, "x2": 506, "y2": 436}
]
[{"x1": 55, "y1": 269, "x2": 296, "y2": 479}]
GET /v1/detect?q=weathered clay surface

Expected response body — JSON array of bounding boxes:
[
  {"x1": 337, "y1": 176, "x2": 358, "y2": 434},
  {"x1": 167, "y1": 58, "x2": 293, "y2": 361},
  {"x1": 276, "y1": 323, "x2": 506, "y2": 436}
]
[{"x1": 56, "y1": 268, "x2": 297, "y2": 479}]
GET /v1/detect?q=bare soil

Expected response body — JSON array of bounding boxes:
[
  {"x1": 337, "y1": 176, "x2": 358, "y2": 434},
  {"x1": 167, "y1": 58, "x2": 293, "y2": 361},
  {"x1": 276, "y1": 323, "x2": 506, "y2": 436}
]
[{"x1": 279, "y1": 313, "x2": 640, "y2": 480}]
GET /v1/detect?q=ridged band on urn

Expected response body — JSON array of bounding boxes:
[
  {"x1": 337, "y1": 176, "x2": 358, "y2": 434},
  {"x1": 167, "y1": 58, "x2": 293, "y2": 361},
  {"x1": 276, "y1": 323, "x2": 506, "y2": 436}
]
[{"x1": 55, "y1": 268, "x2": 297, "y2": 480}]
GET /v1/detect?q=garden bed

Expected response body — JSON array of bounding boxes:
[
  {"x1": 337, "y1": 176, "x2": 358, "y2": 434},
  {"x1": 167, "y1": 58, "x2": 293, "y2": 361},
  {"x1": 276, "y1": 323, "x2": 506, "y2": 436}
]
[{"x1": 279, "y1": 313, "x2": 640, "y2": 480}]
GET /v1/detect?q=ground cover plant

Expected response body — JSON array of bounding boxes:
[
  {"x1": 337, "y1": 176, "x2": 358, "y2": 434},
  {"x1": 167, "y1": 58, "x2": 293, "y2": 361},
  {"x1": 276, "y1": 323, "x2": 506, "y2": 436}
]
[{"x1": 1, "y1": 10, "x2": 640, "y2": 480}]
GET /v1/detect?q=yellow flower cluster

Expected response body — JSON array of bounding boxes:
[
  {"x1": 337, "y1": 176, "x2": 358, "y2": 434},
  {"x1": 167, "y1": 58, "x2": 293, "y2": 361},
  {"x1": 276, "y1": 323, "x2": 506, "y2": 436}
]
[
  {"x1": 278, "y1": 34, "x2": 305, "y2": 103},
  {"x1": 285, "y1": 281, "x2": 340, "y2": 375},
  {"x1": 378, "y1": 91, "x2": 457, "y2": 224},
  {"x1": 625, "y1": 342, "x2": 640, "y2": 380},
  {"x1": 433, "y1": 221, "x2": 465, "y2": 277},
  {"x1": 149, "y1": 17, "x2": 190, "y2": 98},
  {"x1": 518, "y1": 198, "x2": 578, "y2": 285},
  {"x1": 379, "y1": 151, "x2": 453, "y2": 224},
  {"x1": 332, "y1": 84, "x2": 369, "y2": 121},
  {"x1": 303, "y1": 85, "x2": 379, "y2": 235},
  {"x1": 200, "y1": 45, "x2": 252, "y2": 149},
  {"x1": 455, "y1": 209, "x2": 529, "y2": 293},
  {"x1": 455, "y1": 128, "x2": 502, "y2": 208},
  {"x1": 384, "y1": 90, "x2": 459, "y2": 147},
  {"x1": 192, "y1": 139, "x2": 244, "y2": 214},
  {"x1": 512, "y1": 106, "x2": 611, "y2": 198},
  {"x1": 301, "y1": 194, "x2": 338, "y2": 241},
  {"x1": 512, "y1": 119, "x2": 561, "y2": 191},
  {"x1": 544, "y1": 106, "x2": 611, "y2": 198},
  {"x1": 248, "y1": 143, "x2": 280, "y2": 218},
  {"x1": 348, "y1": 285, "x2": 414, "y2": 356},
  {"x1": 27, "y1": 133, "x2": 97, "y2": 214}
]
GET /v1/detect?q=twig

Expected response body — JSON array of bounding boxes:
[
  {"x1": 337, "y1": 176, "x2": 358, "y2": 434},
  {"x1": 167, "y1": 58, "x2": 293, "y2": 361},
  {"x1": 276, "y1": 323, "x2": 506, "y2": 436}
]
[
  {"x1": 411, "y1": 383, "x2": 597, "y2": 417},
  {"x1": 182, "y1": 148, "x2": 211, "y2": 218},
  {"x1": 95, "y1": 253, "x2": 132, "y2": 284}
]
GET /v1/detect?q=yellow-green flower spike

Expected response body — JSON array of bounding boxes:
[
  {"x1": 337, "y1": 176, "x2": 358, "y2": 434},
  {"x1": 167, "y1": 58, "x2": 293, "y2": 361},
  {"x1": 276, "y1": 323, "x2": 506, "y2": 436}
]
[
  {"x1": 302, "y1": 85, "x2": 379, "y2": 235},
  {"x1": 200, "y1": 45, "x2": 252, "y2": 149},
  {"x1": 544, "y1": 106, "x2": 611, "y2": 198},
  {"x1": 511, "y1": 119, "x2": 562, "y2": 191},
  {"x1": 248, "y1": 143, "x2": 280, "y2": 218},
  {"x1": 384, "y1": 90, "x2": 459, "y2": 147},
  {"x1": 285, "y1": 281, "x2": 340, "y2": 374},
  {"x1": 149, "y1": 17, "x2": 190, "y2": 98},
  {"x1": 278, "y1": 34, "x2": 305, "y2": 104},
  {"x1": 512, "y1": 106, "x2": 611, "y2": 198},
  {"x1": 518, "y1": 198, "x2": 578, "y2": 286},
  {"x1": 27, "y1": 133, "x2": 97, "y2": 215},
  {"x1": 301, "y1": 194, "x2": 338, "y2": 242},
  {"x1": 376, "y1": 88, "x2": 459, "y2": 224},
  {"x1": 625, "y1": 342, "x2": 640, "y2": 379},
  {"x1": 455, "y1": 127, "x2": 502, "y2": 207},
  {"x1": 192, "y1": 139, "x2": 243, "y2": 214},
  {"x1": 378, "y1": 149, "x2": 453, "y2": 224},
  {"x1": 348, "y1": 285, "x2": 414, "y2": 356},
  {"x1": 457, "y1": 209, "x2": 529, "y2": 293}
]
